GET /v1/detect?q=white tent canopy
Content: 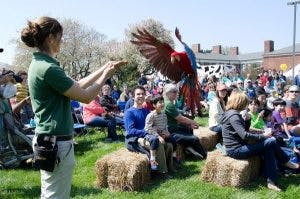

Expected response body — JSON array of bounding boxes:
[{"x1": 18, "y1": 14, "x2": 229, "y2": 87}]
[{"x1": 283, "y1": 64, "x2": 300, "y2": 79}]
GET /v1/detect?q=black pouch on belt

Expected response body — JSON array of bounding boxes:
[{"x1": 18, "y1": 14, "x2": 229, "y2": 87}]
[{"x1": 33, "y1": 135, "x2": 60, "y2": 172}]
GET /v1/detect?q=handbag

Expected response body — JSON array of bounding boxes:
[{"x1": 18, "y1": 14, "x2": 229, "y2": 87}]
[{"x1": 33, "y1": 135, "x2": 60, "y2": 172}]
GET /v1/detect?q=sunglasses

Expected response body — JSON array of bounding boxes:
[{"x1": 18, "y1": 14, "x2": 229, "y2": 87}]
[{"x1": 289, "y1": 91, "x2": 300, "y2": 93}]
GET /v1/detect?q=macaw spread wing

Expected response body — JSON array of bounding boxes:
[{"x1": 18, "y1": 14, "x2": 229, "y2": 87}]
[{"x1": 131, "y1": 28, "x2": 183, "y2": 82}]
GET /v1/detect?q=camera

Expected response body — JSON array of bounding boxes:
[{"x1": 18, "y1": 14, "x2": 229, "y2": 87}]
[{"x1": 1, "y1": 71, "x2": 23, "y2": 83}]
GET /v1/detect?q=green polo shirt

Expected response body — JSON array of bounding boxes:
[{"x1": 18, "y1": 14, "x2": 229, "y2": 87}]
[
  {"x1": 164, "y1": 99, "x2": 180, "y2": 131},
  {"x1": 28, "y1": 52, "x2": 74, "y2": 135}
]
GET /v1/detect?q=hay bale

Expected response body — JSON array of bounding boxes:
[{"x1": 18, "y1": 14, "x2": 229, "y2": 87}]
[
  {"x1": 200, "y1": 150, "x2": 260, "y2": 187},
  {"x1": 95, "y1": 148, "x2": 150, "y2": 191},
  {"x1": 194, "y1": 127, "x2": 219, "y2": 151}
]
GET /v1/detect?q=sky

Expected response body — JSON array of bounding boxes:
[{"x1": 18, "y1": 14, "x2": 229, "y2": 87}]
[{"x1": 0, "y1": 0, "x2": 299, "y2": 65}]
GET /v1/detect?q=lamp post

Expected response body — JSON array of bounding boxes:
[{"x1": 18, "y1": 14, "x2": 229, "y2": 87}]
[{"x1": 287, "y1": 1, "x2": 300, "y2": 78}]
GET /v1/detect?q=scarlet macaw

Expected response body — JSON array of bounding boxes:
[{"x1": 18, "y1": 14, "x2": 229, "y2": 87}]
[{"x1": 131, "y1": 28, "x2": 202, "y2": 117}]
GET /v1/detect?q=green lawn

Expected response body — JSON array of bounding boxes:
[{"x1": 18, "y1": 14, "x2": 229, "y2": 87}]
[{"x1": 1, "y1": 117, "x2": 300, "y2": 199}]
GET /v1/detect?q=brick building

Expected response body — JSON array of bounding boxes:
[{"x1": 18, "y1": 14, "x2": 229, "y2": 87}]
[
  {"x1": 263, "y1": 40, "x2": 300, "y2": 71},
  {"x1": 192, "y1": 41, "x2": 300, "y2": 71}
]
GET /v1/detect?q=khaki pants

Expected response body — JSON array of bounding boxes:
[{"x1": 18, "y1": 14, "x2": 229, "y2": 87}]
[
  {"x1": 138, "y1": 138, "x2": 174, "y2": 173},
  {"x1": 33, "y1": 136, "x2": 75, "y2": 199}
]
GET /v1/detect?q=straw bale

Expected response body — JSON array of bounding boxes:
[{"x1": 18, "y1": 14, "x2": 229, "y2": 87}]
[
  {"x1": 201, "y1": 150, "x2": 260, "y2": 187},
  {"x1": 95, "y1": 148, "x2": 150, "y2": 191},
  {"x1": 194, "y1": 127, "x2": 219, "y2": 151}
]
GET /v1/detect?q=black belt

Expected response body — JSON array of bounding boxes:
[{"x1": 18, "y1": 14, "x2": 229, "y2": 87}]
[
  {"x1": 56, "y1": 135, "x2": 73, "y2": 141},
  {"x1": 37, "y1": 134, "x2": 73, "y2": 142}
]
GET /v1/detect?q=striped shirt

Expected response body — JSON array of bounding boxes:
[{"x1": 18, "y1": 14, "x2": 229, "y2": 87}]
[
  {"x1": 145, "y1": 110, "x2": 168, "y2": 136},
  {"x1": 15, "y1": 83, "x2": 29, "y2": 102}
]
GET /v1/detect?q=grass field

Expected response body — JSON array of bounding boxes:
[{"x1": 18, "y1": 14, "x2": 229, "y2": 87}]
[{"x1": 1, "y1": 117, "x2": 300, "y2": 199}]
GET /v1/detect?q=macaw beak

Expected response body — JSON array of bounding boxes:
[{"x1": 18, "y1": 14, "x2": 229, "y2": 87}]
[
  {"x1": 171, "y1": 56, "x2": 176, "y2": 64},
  {"x1": 171, "y1": 55, "x2": 180, "y2": 64}
]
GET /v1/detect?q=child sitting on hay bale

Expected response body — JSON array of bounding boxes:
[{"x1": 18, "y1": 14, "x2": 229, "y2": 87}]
[
  {"x1": 125, "y1": 86, "x2": 173, "y2": 175},
  {"x1": 221, "y1": 91, "x2": 300, "y2": 191},
  {"x1": 145, "y1": 95, "x2": 176, "y2": 174}
]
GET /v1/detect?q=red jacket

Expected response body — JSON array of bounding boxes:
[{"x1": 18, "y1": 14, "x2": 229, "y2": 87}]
[{"x1": 82, "y1": 96, "x2": 106, "y2": 124}]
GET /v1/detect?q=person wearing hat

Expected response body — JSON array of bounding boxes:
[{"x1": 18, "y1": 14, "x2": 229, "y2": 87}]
[
  {"x1": 285, "y1": 85, "x2": 300, "y2": 135},
  {"x1": 245, "y1": 79, "x2": 256, "y2": 99},
  {"x1": 236, "y1": 79, "x2": 244, "y2": 92},
  {"x1": 209, "y1": 83, "x2": 228, "y2": 135},
  {"x1": 163, "y1": 84, "x2": 207, "y2": 159}
]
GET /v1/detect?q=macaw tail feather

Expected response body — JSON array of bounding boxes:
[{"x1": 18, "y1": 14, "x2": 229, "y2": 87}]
[{"x1": 180, "y1": 74, "x2": 202, "y2": 117}]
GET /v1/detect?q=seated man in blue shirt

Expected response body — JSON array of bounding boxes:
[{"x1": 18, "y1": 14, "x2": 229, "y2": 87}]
[{"x1": 124, "y1": 85, "x2": 173, "y2": 174}]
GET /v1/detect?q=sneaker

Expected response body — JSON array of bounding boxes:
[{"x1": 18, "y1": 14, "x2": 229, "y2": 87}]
[
  {"x1": 185, "y1": 147, "x2": 203, "y2": 159},
  {"x1": 216, "y1": 143, "x2": 226, "y2": 154},
  {"x1": 267, "y1": 182, "x2": 282, "y2": 192},
  {"x1": 150, "y1": 160, "x2": 158, "y2": 171}
]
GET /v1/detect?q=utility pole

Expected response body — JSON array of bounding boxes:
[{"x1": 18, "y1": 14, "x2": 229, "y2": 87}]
[{"x1": 287, "y1": 0, "x2": 300, "y2": 78}]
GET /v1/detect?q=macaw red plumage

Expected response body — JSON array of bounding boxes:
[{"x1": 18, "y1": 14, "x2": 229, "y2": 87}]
[{"x1": 131, "y1": 28, "x2": 202, "y2": 117}]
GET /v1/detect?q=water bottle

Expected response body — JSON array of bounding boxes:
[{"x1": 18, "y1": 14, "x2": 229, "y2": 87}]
[{"x1": 30, "y1": 118, "x2": 36, "y2": 128}]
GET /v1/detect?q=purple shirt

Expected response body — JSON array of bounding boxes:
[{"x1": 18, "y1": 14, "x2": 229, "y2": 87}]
[
  {"x1": 272, "y1": 110, "x2": 285, "y2": 137},
  {"x1": 272, "y1": 110, "x2": 284, "y2": 125}
]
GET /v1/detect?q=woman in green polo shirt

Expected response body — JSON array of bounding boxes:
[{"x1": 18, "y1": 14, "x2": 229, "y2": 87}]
[{"x1": 21, "y1": 16, "x2": 126, "y2": 199}]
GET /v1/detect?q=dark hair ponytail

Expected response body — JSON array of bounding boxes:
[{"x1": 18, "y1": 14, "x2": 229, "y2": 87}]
[
  {"x1": 21, "y1": 21, "x2": 41, "y2": 47},
  {"x1": 21, "y1": 16, "x2": 63, "y2": 49}
]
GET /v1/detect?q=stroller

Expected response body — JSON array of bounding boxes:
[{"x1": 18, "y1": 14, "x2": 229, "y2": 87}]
[{"x1": 0, "y1": 98, "x2": 33, "y2": 169}]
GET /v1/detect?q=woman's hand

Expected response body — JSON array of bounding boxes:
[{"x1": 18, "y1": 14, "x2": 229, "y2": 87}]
[{"x1": 103, "y1": 60, "x2": 127, "y2": 77}]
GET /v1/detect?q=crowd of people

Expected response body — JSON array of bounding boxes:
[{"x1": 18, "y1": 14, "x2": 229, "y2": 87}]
[
  {"x1": 1, "y1": 16, "x2": 300, "y2": 198},
  {"x1": 205, "y1": 69, "x2": 300, "y2": 191}
]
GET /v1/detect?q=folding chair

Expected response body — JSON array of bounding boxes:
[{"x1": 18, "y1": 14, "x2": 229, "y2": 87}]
[{"x1": 71, "y1": 101, "x2": 87, "y2": 135}]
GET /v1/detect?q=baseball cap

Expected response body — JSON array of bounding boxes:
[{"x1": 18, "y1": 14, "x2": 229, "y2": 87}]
[{"x1": 289, "y1": 85, "x2": 300, "y2": 92}]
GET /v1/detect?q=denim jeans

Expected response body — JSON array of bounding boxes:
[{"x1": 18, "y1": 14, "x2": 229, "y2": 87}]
[
  {"x1": 226, "y1": 137, "x2": 290, "y2": 182},
  {"x1": 20, "y1": 104, "x2": 34, "y2": 125},
  {"x1": 168, "y1": 127, "x2": 207, "y2": 159},
  {"x1": 144, "y1": 134, "x2": 159, "y2": 150},
  {"x1": 87, "y1": 116, "x2": 118, "y2": 140},
  {"x1": 114, "y1": 115, "x2": 124, "y2": 128},
  {"x1": 209, "y1": 125, "x2": 222, "y2": 134}
]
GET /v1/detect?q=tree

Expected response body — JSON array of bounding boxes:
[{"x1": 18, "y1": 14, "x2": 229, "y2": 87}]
[
  {"x1": 123, "y1": 18, "x2": 174, "y2": 78},
  {"x1": 57, "y1": 18, "x2": 107, "y2": 80},
  {"x1": 12, "y1": 18, "x2": 108, "y2": 80},
  {"x1": 11, "y1": 40, "x2": 34, "y2": 72}
]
